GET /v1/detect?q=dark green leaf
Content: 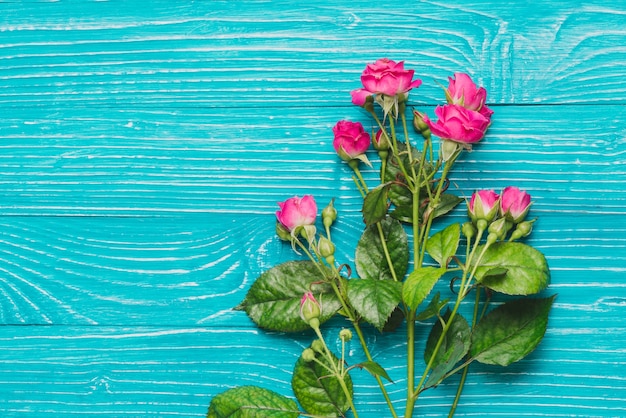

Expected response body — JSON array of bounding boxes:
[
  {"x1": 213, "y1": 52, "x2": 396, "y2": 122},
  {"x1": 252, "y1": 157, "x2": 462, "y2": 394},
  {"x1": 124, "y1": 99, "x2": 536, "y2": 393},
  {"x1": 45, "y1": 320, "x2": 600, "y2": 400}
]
[
  {"x1": 208, "y1": 386, "x2": 299, "y2": 418},
  {"x1": 347, "y1": 279, "x2": 403, "y2": 332},
  {"x1": 382, "y1": 306, "x2": 405, "y2": 332},
  {"x1": 431, "y1": 193, "x2": 463, "y2": 219},
  {"x1": 423, "y1": 341, "x2": 467, "y2": 389},
  {"x1": 292, "y1": 346, "x2": 352, "y2": 416},
  {"x1": 355, "y1": 217, "x2": 409, "y2": 281},
  {"x1": 402, "y1": 267, "x2": 446, "y2": 311},
  {"x1": 415, "y1": 292, "x2": 449, "y2": 321},
  {"x1": 425, "y1": 223, "x2": 460, "y2": 267},
  {"x1": 362, "y1": 183, "x2": 391, "y2": 225},
  {"x1": 470, "y1": 295, "x2": 556, "y2": 366},
  {"x1": 473, "y1": 242, "x2": 550, "y2": 295},
  {"x1": 237, "y1": 261, "x2": 341, "y2": 332},
  {"x1": 424, "y1": 310, "x2": 470, "y2": 371},
  {"x1": 357, "y1": 360, "x2": 393, "y2": 382}
]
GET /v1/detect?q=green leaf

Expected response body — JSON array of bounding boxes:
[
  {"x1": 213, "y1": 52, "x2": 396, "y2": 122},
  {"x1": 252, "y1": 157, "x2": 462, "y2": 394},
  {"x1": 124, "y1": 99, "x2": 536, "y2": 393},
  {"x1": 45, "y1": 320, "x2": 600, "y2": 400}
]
[
  {"x1": 415, "y1": 292, "x2": 449, "y2": 321},
  {"x1": 355, "y1": 217, "x2": 409, "y2": 281},
  {"x1": 292, "y1": 346, "x2": 352, "y2": 416},
  {"x1": 402, "y1": 267, "x2": 446, "y2": 311},
  {"x1": 470, "y1": 295, "x2": 556, "y2": 366},
  {"x1": 208, "y1": 386, "x2": 299, "y2": 418},
  {"x1": 347, "y1": 278, "x2": 403, "y2": 332},
  {"x1": 357, "y1": 360, "x2": 393, "y2": 382},
  {"x1": 431, "y1": 193, "x2": 463, "y2": 219},
  {"x1": 237, "y1": 261, "x2": 341, "y2": 332},
  {"x1": 426, "y1": 223, "x2": 460, "y2": 267},
  {"x1": 424, "y1": 310, "x2": 470, "y2": 372},
  {"x1": 473, "y1": 242, "x2": 550, "y2": 295},
  {"x1": 362, "y1": 183, "x2": 391, "y2": 225}
]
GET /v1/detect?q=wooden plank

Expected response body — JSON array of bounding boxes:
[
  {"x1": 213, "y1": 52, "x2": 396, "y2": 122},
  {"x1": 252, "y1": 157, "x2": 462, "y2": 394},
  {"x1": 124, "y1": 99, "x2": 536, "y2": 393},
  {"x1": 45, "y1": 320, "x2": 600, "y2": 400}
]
[
  {"x1": 0, "y1": 105, "x2": 624, "y2": 216},
  {"x1": 0, "y1": 325, "x2": 624, "y2": 417},
  {"x1": 1, "y1": 1, "x2": 626, "y2": 107}
]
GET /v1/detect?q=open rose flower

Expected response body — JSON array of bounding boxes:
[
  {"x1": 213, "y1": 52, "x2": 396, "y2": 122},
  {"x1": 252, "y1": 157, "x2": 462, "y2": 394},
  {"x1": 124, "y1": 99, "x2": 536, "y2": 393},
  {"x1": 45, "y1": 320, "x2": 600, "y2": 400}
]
[
  {"x1": 423, "y1": 104, "x2": 490, "y2": 145},
  {"x1": 446, "y1": 72, "x2": 493, "y2": 119},
  {"x1": 468, "y1": 190, "x2": 500, "y2": 224},
  {"x1": 351, "y1": 58, "x2": 422, "y2": 106},
  {"x1": 276, "y1": 195, "x2": 317, "y2": 232},
  {"x1": 332, "y1": 120, "x2": 371, "y2": 165},
  {"x1": 500, "y1": 186, "x2": 532, "y2": 223}
]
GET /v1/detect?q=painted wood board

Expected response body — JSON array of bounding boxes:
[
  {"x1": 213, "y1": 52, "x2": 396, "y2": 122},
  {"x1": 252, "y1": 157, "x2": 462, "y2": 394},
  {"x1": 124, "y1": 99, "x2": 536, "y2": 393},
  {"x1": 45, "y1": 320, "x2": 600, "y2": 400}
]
[{"x1": 0, "y1": 0, "x2": 625, "y2": 417}]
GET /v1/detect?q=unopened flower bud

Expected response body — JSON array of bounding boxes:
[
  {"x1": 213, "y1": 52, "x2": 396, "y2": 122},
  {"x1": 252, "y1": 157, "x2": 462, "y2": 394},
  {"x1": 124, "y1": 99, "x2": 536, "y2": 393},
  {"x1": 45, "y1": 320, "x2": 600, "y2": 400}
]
[
  {"x1": 468, "y1": 190, "x2": 500, "y2": 224},
  {"x1": 300, "y1": 225, "x2": 317, "y2": 243},
  {"x1": 339, "y1": 329, "x2": 353, "y2": 342},
  {"x1": 462, "y1": 221, "x2": 476, "y2": 239},
  {"x1": 300, "y1": 292, "x2": 321, "y2": 327},
  {"x1": 413, "y1": 110, "x2": 431, "y2": 139},
  {"x1": 322, "y1": 200, "x2": 338, "y2": 228},
  {"x1": 301, "y1": 348, "x2": 316, "y2": 362},
  {"x1": 488, "y1": 218, "x2": 511, "y2": 241},
  {"x1": 373, "y1": 129, "x2": 391, "y2": 152},
  {"x1": 317, "y1": 236, "x2": 335, "y2": 260},
  {"x1": 509, "y1": 219, "x2": 536, "y2": 241},
  {"x1": 311, "y1": 339, "x2": 325, "y2": 354}
]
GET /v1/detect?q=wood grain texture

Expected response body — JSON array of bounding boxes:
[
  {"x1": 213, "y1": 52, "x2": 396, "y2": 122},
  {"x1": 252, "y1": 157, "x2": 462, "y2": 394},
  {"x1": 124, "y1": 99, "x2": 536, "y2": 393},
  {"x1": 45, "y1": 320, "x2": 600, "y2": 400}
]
[{"x1": 0, "y1": 0, "x2": 625, "y2": 416}]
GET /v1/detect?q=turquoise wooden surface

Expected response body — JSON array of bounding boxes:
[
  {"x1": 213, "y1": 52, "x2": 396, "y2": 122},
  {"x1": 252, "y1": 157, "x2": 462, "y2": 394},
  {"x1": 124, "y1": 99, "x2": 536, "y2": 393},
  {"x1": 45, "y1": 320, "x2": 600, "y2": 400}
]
[{"x1": 1, "y1": 1, "x2": 625, "y2": 416}]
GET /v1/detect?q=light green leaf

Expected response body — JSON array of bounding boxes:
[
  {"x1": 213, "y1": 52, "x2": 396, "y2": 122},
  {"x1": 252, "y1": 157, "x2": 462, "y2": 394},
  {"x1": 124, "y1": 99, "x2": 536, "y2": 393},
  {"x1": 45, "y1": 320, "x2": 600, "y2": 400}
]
[
  {"x1": 470, "y1": 295, "x2": 556, "y2": 366},
  {"x1": 355, "y1": 217, "x2": 409, "y2": 281},
  {"x1": 208, "y1": 386, "x2": 299, "y2": 418},
  {"x1": 473, "y1": 242, "x2": 550, "y2": 295},
  {"x1": 292, "y1": 346, "x2": 352, "y2": 416},
  {"x1": 415, "y1": 292, "x2": 449, "y2": 321},
  {"x1": 236, "y1": 261, "x2": 341, "y2": 332},
  {"x1": 402, "y1": 267, "x2": 446, "y2": 311},
  {"x1": 357, "y1": 360, "x2": 393, "y2": 382},
  {"x1": 347, "y1": 278, "x2": 403, "y2": 332},
  {"x1": 424, "y1": 310, "x2": 470, "y2": 372},
  {"x1": 362, "y1": 183, "x2": 391, "y2": 225},
  {"x1": 426, "y1": 223, "x2": 460, "y2": 267}
]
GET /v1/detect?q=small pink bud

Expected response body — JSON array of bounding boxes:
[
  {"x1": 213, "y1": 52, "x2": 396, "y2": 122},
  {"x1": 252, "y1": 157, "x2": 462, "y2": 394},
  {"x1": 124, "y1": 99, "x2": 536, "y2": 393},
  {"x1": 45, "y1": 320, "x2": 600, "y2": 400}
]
[
  {"x1": 468, "y1": 190, "x2": 500, "y2": 224},
  {"x1": 276, "y1": 195, "x2": 317, "y2": 232},
  {"x1": 500, "y1": 186, "x2": 532, "y2": 223},
  {"x1": 300, "y1": 292, "x2": 321, "y2": 326}
]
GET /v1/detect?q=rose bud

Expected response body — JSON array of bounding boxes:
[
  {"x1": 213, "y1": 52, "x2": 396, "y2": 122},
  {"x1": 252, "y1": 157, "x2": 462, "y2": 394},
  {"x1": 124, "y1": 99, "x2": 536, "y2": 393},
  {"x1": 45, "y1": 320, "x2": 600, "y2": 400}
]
[
  {"x1": 350, "y1": 58, "x2": 422, "y2": 106},
  {"x1": 445, "y1": 72, "x2": 493, "y2": 119},
  {"x1": 276, "y1": 195, "x2": 317, "y2": 233},
  {"x1": 500, "y1": 186, "x2": 532, "y2": 223},
  {"x1": 332, "y1": 120, "x2": 372, "y2": 166},
  {"x1": 300, "y1": 292, "x2": 322, "y2": 329},
  {"x1": 468, "y1": 190, "x2": 500, "y2": 225}
]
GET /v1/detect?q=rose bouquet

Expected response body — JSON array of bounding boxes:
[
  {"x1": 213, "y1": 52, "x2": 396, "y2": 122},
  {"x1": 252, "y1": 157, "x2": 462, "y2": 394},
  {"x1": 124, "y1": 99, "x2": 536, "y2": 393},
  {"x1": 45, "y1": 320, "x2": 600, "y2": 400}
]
[{"x1": 208, "y1": 59, "x2": 554, "y2": 418}]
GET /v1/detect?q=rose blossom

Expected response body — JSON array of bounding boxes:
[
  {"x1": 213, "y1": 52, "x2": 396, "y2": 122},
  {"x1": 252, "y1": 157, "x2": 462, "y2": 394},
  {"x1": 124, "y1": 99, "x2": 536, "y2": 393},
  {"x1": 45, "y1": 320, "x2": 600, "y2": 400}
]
[
  {"x1": 276, "y1": 195, "x2": 317, "y2": 232},
  {"x1": 332, "y1": 120, "x2": 371, "y2": 161},
  {"x1": 351, "y1": 58, "x2": 422, "y2": 106},
  {"x1": 446, "y1": 72, "x2": 493, "y2": 119},
  {"x1": 500, "y1": 186, "x2": 532, "y2": 223},
  {"x1": 468, "y1": 190, "x2": 500, "y2": 223},
  {"x1": 422, "y1": 104, "x2": 490, "y2": 144}
]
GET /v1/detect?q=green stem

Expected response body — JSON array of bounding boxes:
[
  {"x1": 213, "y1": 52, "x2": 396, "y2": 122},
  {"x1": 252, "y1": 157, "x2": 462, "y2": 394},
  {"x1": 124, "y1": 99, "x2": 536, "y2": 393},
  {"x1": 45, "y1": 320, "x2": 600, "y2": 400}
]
[{"x1": 312, "y1": 325, "x2": 360, "y2": 418}]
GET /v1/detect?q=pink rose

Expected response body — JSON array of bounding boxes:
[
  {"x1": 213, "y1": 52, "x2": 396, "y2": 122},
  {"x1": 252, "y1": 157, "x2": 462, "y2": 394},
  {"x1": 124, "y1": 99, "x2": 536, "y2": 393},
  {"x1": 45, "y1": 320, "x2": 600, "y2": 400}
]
[
  {"x1": 351, "y1": 58, "x2": 422, "y2": 106},
  {"x1": 468, "y1": 190, "x2": 500, "y2": 223},
  {"x1": 500, "y1": 186, "x2": 532, "y2": 223},
  {"x1": 446, "y1": 73, "x2": 493, "y2": 119},
  {"x1": 276, "y1": 195, "x2": 317, "y2": 232},
  {"x1": 332, "y1": 120, "x2": 371, "y2": 161},
  {"x1": 423, "y1": 104, "x2": 490, "y2": 144}
]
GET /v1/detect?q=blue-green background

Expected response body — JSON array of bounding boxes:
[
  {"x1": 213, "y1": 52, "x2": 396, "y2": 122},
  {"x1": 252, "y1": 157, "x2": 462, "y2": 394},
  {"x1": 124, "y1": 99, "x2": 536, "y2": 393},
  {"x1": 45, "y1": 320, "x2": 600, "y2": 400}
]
[{"x1": 0, "y1": 1, "x2": 625, "y2": 416}]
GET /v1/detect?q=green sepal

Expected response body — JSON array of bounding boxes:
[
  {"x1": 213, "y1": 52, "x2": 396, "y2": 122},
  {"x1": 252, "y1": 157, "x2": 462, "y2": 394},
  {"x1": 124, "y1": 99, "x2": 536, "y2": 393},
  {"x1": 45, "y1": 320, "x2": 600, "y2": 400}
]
[
  {"x1": 470, "y1": 295, "x2": 556, "y2": 366},
  {"x1": 292, "y1": 345, "x2": 353, "y2": 416},
  {"x1": 347, "y1": 278, "x2": 403, "y2": 332},
  {"x1": 402, "y1": 267, "x2": 447, "y2": 312},
  {"x1": 425, "y1": 223, "x2": 460, "y2": 267},
  {"x1": 236, "y1": 260, "x2": 341, "y2": 332},
  {"x1": 207, "y1": 386, "x2": 299, "y2": 418},
  {"x1": 355, "y1": 217, "x2": 409, "y2": 281},
  {"x1": 473, "y1": 242, "x2": 550, "y2": 295},
  {"x1": 362, "y1": 183, "x2": 391, "y2": 225}
]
